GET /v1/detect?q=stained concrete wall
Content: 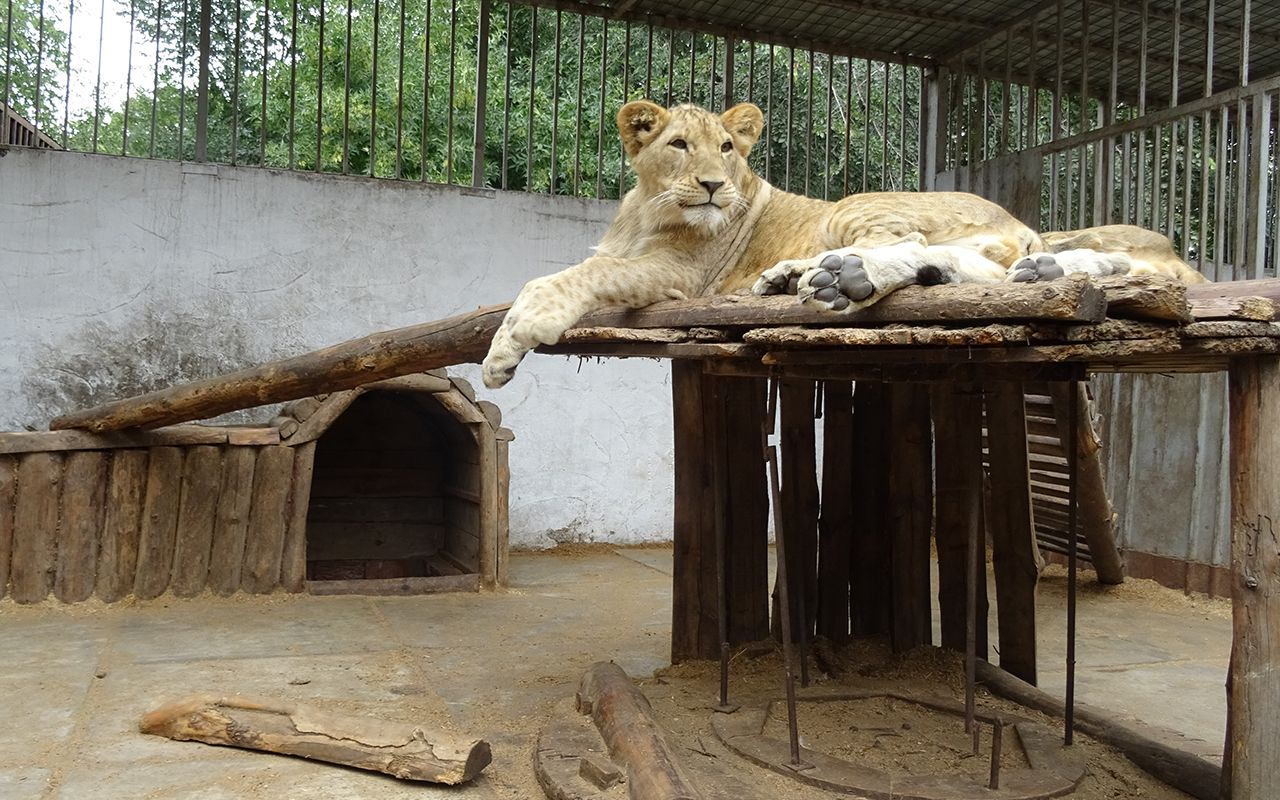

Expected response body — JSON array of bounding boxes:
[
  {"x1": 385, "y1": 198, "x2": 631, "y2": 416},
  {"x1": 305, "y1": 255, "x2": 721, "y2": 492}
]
[{"x1": 0, "y1": 147, "x2": 674, "y2": 548}]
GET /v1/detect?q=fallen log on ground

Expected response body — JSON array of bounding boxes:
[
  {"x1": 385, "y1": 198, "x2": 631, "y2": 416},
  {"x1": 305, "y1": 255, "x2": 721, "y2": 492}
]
[{"x1": 140, "y1": 694, "x2": 491, "y2": 784}]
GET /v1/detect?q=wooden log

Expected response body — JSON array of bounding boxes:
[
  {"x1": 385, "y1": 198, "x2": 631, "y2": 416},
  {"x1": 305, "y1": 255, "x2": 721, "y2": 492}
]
[
  {"x1": 281, "y1": 396, "x2": 323, "y2": 422},
  {"x1": 365, "y1": 373, "x2": 453, "y2": 393},
  {"x1": 476, "y1": 423, "x2": 498, "y2": 589},
  {"x1": 575, "y1": 662, "x2": 702, "y2": 800},
  {"x1": 271, "y1": 416, "x2": 300, "y2": 439},
  {"x1": 55, "y1": 451, "x2": 108, "y2": 603},
  {"x1": 743, "y1": 324, "x2": 1034, "y2": 347},
  {"x1": 976, "y1": 661, "x2": 1220, "y2": 800},
  {"x1": 1187, "y1": 277, "x2": 1280, "y2": 307},
  {"x1": 849, "y1": 382, "x2": 891, "y2": 637},
  {"x1": 984, "y1": 383, "x2": 1041, "y2": 684},
  {"x1": 0, "y1": 457, "x2": 14, "y2": 601},
  {"x1": 1032, "y1": 319, "x2": 1178, "y2": 343},
  {"x1": 721, "y1": 376, "x2": 771, "y2": 645},
  {"x1": 241, "y1": 446, "x2": 296, "y2": 594},
  {"x1": 134, "y1": 447, "x2": 186, "y2": 600},
  {"x1": 51, "y1": 280, "x2": 1108, "y2": 435},
  {"x1": 477, "y1": 400, "x2": 503, "y2": 429},
  {"x1": 97, "y1": 449, "x2": 150, "y2": 601},
  {"x1": 0, "y1": 425, "x2": 229, "y2": 455},
  {"x1": 1189, "y1": 294, "x2": 1277, "y2": 322},
  {"x1": 885, "y1": 383, "x2": 933, "y2": 652},
  {"x1": 226, "y1": 427, "x2": 281, "y2": 446},
  {"x1": 140, "y1": 694, "x2": 491, "y2": 784},
  {"x1": 670, "y1": 360, "x2": 718, "y2": 662},
  {"x1": 817, "y1": 381, "x2": 854, "y2": 644},
  {"x1": 1180, "y1": 321, "x2": 1280, "y2": 338},
  {"x1": 1226, "y1": 355, "x2": 1280, "y2": 800},
  {"x1": 931, "y1": 384, "x2": 986, "y2": 657},
  {"x1": 169, "y1": 446, "x2": 224, "y2": 597},
  {"x1": 288, "y1": 390, "x2": 361, "y2": 445},
  {"x1": 777, "y1": 379, "x2": 820, "y2": 641},
  {"x1": 10, "y1": 452, "x2": 62, "y2": 603},
  {"x1": 278, "y1": 442, "x2": 316, "y2": 593},
  {"x1": 1093, "y1": 275, "x2": 1191, "y2": 322},
  {"x1": 1046, "y1": 382, "x2": 1125, "y2": 585},
  {"x1": 495, "y1": 435, "x2": 511, "y2": 586},
  {"x1": 208, "y1": 447, "x2": 257, "y2": 595}
]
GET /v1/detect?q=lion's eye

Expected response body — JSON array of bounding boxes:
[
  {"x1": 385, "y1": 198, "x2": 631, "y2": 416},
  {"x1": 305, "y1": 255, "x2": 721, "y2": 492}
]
[
  {"x1": 721, "y1": 140, "x2": 733, "y2": 153},
  {"x1": 669, "y1": 138, "x2": 687, "y2": 150}
]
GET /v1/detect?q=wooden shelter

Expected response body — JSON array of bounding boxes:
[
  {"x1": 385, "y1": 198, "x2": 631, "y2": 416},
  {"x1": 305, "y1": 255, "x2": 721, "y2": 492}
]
[{"x1": 0, "y1": 370, "x2": 511, "y2": 603}]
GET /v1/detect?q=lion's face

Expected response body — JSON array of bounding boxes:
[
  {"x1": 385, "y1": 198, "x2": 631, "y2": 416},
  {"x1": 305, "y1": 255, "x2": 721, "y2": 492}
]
[{"x1": 617, "y1": 101, "x2": 765, "y2": 235}]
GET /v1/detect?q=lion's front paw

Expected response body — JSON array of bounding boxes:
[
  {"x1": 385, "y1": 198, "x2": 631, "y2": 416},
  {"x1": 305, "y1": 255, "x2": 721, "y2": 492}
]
[
  {"x1": 794, "y1": 252, "x2": 876, "y2": 311},
  {"x1": 482, "y1": 326, "x2": 526, "y2": 389},
  {"x1": 1007, "y1": 253, "x2": 1067, "y2": 282},
  {"x1": 752, "y1": 260, "x2": 806, "y2": 296},
  {"x1": 1007, "y1": 250, "x2": 1133, "y2": 282}
]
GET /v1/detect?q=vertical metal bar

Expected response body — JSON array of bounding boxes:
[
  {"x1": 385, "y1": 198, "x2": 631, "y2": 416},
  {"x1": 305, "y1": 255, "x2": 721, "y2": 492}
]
[
  {"x1": 572, "y1": 13, "x2": 583, "y2": 194},
  {"x1": 977, "y1": 44, "x2": 987, "y2": 165},
  {"x1": 881, "y1": 59, "x2": 889, "y2": 191},
  {"x1": 989, "y1": 718, "x2": 1004, "y2": 789},
  {"x1": 1105, "y1": 0, "x2": 1119, "y2": 222},
  {"x1": 723, "y1": 36, "x2": 734, "y2": 108},
  {"x1": 396, "y1": 0, "x2": 408, "y2": 178},
  {"x1": 471, "y1": 0, "x2": 490, "y2": 187},
  {"x1": 1028, "y1": 15, "x2": 1038, "y2": 150},
  {"x1": 786, "y1": 47, "x2": 794, "y2": 190},
  {"x1": 804, "y1": 49, "x2": 814, "y2": 197},
  {"x1": 122, "y1": 0, "x2": 136, "y2": 154},
  {"x1": 766, "y1": 444, "x2": 804, "y2": 769},
  {"x1": 965, "y1": 422, "x2": 979, "y2": 754},
  {"x1": 60, "y1": 0, "x2": 74, "y2": 145},
  {"x1": 620, "y1": 20, "x2": 631, "y2": 196},
  {"x1": 446, "y1": 0, "x2": 458, "y2": 183},
  {"x1": 341, "y1": 0, "x2": 353, "y2": 173},
  {"x1": 687, "y1": 31, "x2": 695, "y2": 103},
  {"x1": 1065, "y1": 381, "x2": 1079, "y2": 747},
  {"x1": 765, "y1": 45, "x2": 773, "y2": 181},
  {"x1": 422, "y1": 0, "x2": 433, "y2": 181},
  {"x1": 526, "y1": 5, "x2": 534, "y2": 189},
  {"x1": 550, "y1": 10, "x2": 560, "y2": 193},
  {"x1": 862, "y1": 58, "x2": 870, "y2": 192},
  {"x1": 1215, "y1": 111, "x2": 1228, "y2": 277},
  {"x1": 153, "y1": 0, "x2": 165, "y2": 157},
  {"x1": 284, "y1": 0, "x2": 294, "y2": 167},
  {"x1": 92, "y1": 0, "x2": 106, "y2": 151},
  {"x1": 1048, "y1": 0, "x2": 1064, "y2": 225},
  {"x1": 315, "y1": 0, "x2": 325, "y2": 171},
  {"x1": 843, "y1": 56, "x2": 852, "y2": 195},
  {"x1": 596, "y1": 18, "x2": 607, "y2": 197},
  {"x1": 899, "y1": 60, "x2": 907, "y2": 191},
  {"x1": 0, "y1": 0, "x2": 11, "y2": 143},
  {"x1": 644, "y1": 22, "x2": 652, "y2": 99},
  {"x1": 748, "y1": 39, "x2": 756, "y2": 104},
  {"x1": 1000, "y1": 32, "x2": 1011, "y2": 156},
  {"x1": 1076, "y1": 0, "x2": 1089, "y2": 229},
  {"x1": 665, "y1": 28, "x2": 674, "y2": 106},
  {"x1": 370, "y1": 0, "x2": 381, "y2": 176},
  {"x1": 32, "y1": 0, "x2": 44, "y2": 139},
  {"x1": 1167, "y1": 0, "x2": 1182, "y2": 240},
  {"x1": 1136, "y1": 0, "x2": 1148, "y2": 226},
  {"x1": 230, "y1": 0, "x2": 241, "y2": 163},
  {"x1": 824, "y1": 52, "x2": 833, "y2": 199},
  {"x1": 709, "y1": 35, "x2": 717, "y2": 109}
]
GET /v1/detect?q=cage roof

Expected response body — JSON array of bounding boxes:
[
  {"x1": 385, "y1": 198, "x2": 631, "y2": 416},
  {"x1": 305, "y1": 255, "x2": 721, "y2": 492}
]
[{"x1": 531, "y1": 0, "x2": 1280, "y2": 106}]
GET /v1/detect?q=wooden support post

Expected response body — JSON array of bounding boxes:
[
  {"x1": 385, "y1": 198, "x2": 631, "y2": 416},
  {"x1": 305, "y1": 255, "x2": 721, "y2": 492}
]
[
  {"x1": 886, "y1": 383, "x2": 933, "y2": 652},
  {"x1": 1047, "y1": 381, "x2": 1125, "y2": 585},
  {"x1": 55, "y1": 451, "x2": 108, "y2": 603},
  {"x1": 671, "y1": 360, "x2": 718, "y2": 662},
  {"x1": 817, "y1": 381, "x2": 854, "y2": 644},
  {"x1": 279, "y1": 442, "x2": 317, "y2": 593},
  {"x1": 985, "y1": 383, "x2": 1040, "y2": 685},
  {"x1": 777, "y1": 379, "x2": 819, "y2": 641},
  {"x1": 932, "y1": 384, "x2": 987, "y2": 657},
  {"x1": 721, "y1": 376, "x2": 770, "y2": 644},
  {"x1": 495, "y1": 431, "x2": 512, "y2": 587},
  {"x1": 97, "y1": 450, "x2": 149, "y2": 602},
  {"x1": 850, "y1": 382, "x2": 891, "y2": 637},
  {"x1": 0, "y1": 457, "x2": 14, "y2": 601},
  {"x1": 242, "y1": 446, "x2": 296, "y2": 594},
  {"x1": 1226, "y1": 355, "x2": 1280, "y2": 799},
  {"x1": 171, "y1": 446, "x2": 224, "y2": 597},
  {"x1": 134, "y1": 448, "x2": 186, "y2": 600},
  {"x1": 11, "y1": 452, "x2": 62, "y2": 603},
  {"x1": 208, "y1": 447, "x2": 257, "y2": 596}
]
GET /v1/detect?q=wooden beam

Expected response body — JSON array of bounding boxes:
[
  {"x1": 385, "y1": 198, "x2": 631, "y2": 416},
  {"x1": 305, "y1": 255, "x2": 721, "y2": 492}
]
[
  {"x1": 721, "y1": 376, "x2": 771, "y2": 644},
  {"x1": 671, "y1": 361, "x2": 718, "y2": 663},
  {"x1": 1226, "y1": 355, "x2": 1280, "y2": 800},
  {"x1": 849, "y1": 382, "x2": 891, "y2": 637},
  {"x1": 886, "y1": 383, "x2": 933, "y2": 652},
  {"x1": 817, "y1": 381, "x2": 854, "y2": 644},
  {"x1": 96, "y1": 450, "x2": 149, "y2": 602},
  {"x1": 931, "y1": 383, "x2": 986, "y2": 656},
  {"x1": 778, "y1": 379, "x2": 820, "y2": 641},
  {"x1": 0, "y1": 457, "x2": 14, "y2": 601},
  {"x1": 171, "y1": 446, "x2": 224, "y2": 598},
  {"x1": 55, "y1": 451, "x2": 108, "y2": 603}
]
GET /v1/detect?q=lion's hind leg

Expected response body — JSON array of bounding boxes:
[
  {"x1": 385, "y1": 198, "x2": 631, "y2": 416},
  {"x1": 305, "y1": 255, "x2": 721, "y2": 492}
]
[{"x1": 1006, "y1": 249, "x2": 1133, "y2": 282}]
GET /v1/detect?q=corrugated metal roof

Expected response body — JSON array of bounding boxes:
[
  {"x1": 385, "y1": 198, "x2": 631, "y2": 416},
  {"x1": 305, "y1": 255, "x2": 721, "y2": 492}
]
[{"x1": 524, "y1": 0, "x2": 1280, "y2": 105}]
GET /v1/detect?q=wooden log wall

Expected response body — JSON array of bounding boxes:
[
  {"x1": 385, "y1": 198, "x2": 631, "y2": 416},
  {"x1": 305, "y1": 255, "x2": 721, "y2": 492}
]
[{"x1": 0, "y1": 444, "x2": 311, "y2": 603}]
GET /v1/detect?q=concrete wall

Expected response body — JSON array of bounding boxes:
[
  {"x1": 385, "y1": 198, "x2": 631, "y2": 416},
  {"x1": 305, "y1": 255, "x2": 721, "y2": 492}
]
[{"x1": 0, "y1": 148, "x2": 674, "y2": 548}]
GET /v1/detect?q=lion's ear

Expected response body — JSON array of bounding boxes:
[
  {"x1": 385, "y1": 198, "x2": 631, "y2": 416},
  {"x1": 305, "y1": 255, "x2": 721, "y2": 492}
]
[
  {"x1": 720, "y1": 103, "x2": 764, "y2": 154},
  {"x1": 617, "y1": 101, "x2": 670, "y2": 158}
]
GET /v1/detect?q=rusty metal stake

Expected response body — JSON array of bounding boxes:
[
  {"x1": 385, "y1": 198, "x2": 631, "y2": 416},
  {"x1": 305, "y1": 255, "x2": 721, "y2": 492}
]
[
  {"x1": 989, "y1": 717, "x2": 1004, "y2": 790},
  {"x1": 767, "y1": 445, "x2": 806, "y2": 769},
  {"x1": 713, "y1": 378, "x2": 736, "y2": 713},
  {"x1": 1065, "y1": 382, "x2": 1080, "y2": 746},
  {"x1": 965, "y1": 433, "x2": 980, "y2": 754}
]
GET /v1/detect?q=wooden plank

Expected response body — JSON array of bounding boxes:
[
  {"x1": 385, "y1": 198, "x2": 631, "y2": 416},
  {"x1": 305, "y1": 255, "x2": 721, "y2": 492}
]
[
  {"x1": 849, "y1": 382, "x2": 891, "y2": 637},
  {"x1": 817, "y1": 381, "x2": 854, "y2": 644},
  {"x1": 55, "y1": 451, "x2": 108, "y2": 603},
  {"x1": 1093, "y1": 275, "x2": 1191, "y2": 322},
  {"x1": 207, "y1": 447, "x2": 257, "y2": 596},
  {"x1": 984, "y1": 383, "x2": 1041, "y2": 684},
  {"x1": 885, "y1": 384, "x2": 933, "y2": 652},
  {"x1": 226, "y1": 427, "x2": 281, "y2": 446},
  {"x1": 10, "y1": 453, "x2": 63, "y2": 603},
  {"x1": 777, "y1": 379, "x2": 820, "y2": 641},
  {"x1": 721, "y1": 375, "x2": 771, "y2": 644},
  {"x1": 538, "y1": 341, "x2": 760, "y2": 361},
  {"x1": 744, "y1": 324, "x2": 1033, "y2": 348},
  {"x1": 495, "y1": 436, "x2": 511, "y2": 586},
  {"x1": 931, "y1": 384, "x2": 987, "y2": 656},
  {"x1": 96, "y1": 450, "x2": 149, "y2": 601},
  {"x1": 134, "y1": 447, "x2": 185, "y2": 600},
  {"x1": 241, "y1": 446, "x2": 296, "y2": 594},
  {"x1": 287, "y1": 390, "x2": 362, "y2": 444},
  {"x1": 0, "y1": 425, "x2": 229, "y2": 455},
  {"x1": 306, "y1": 573, "x2": 479, "y2": 596},
  {"x1": 670, "y1": 360, "x2": 717, "y2": 662},
  {"x1": 1187, "y1": 277, "x2": 1280, "y2": 308},
  {"x1": 170, "y1": 446, "x2": 224, "y2": 597},
  {"x1": 0, "y1": 457, "x2": 16, "y2": 601},
  {"x1": 1226, "y1": 355, "x2": 1280, "y2": 800},
  {"x1": 308, "y1": 497, "x2": 443, "y2": 523},
  {"x1": 762, "y1": 337, "x2": 1182, "y2": 367},
  {"x1": 279, "y1": 442, "x2": 317, "y2": 593},
  {"x1": 1181, "y1": 321, "x2": 1280, "y2": 338},
  {"x1": 475, "y1": 424, "x2": 498, "y2": 589},
  {"x1": 1190, "y1": 295, "x2": 1277, "y2": 322}
]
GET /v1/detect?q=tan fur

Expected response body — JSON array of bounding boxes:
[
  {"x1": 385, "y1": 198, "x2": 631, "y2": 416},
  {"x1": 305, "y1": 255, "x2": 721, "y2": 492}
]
[
  {"x1": 482, "y1": 102, "x2": 1205, "y2": 388},
  {"x1": 1041, "y1": 225, "x2": 1209, "y2": 284}
]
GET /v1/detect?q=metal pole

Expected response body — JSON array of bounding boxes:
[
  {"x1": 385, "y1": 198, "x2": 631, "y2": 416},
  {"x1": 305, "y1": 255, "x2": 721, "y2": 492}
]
[
  {"x1": 195, "y1": 0, "x2": 211, "y2": 162},
  {"x1": 471, "y1": 0, "x2": 490, "y2": 187},
  {"x1": 989, "y1": 716, "x2": 1004, "y2": 789},
  {"x1": 1065, "y1": 381, "x2": 1080, "y2": 746},
  {"x1": 966, "y1": 435, "x2": 980, "y2": 755},
  {"x1": 767, "y1": 444, "x2": 805, "y2": 769},
  {"x1": 714, "y1": 380, "x2": 735, "y2": 712}
]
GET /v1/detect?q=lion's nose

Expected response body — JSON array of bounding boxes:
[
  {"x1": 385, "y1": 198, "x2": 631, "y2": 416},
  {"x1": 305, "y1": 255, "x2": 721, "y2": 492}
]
[{"x1": 699, "y1": 180, "x2": 725, "y2": 198}]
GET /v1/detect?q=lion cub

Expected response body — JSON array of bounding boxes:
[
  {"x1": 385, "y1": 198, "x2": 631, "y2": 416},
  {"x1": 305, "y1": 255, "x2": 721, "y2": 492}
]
[{"x1": 482, "y1": 101, "x2": 1202, "y2": 388}]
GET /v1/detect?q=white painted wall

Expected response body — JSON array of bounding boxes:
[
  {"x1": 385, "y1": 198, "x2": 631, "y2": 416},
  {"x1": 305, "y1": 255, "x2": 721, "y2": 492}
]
[{"x1": 0, "y1": 148, "x2": 674, "y2": 548}]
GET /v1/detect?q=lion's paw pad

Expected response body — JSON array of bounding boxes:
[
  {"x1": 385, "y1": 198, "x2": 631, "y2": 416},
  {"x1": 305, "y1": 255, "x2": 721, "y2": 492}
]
[
  {"x1": 1008, "y1": 254, "x2": 1066, "y2": 283},
  {"x1": 795, "y1": 253, "x2": 875, "y2": 311}
]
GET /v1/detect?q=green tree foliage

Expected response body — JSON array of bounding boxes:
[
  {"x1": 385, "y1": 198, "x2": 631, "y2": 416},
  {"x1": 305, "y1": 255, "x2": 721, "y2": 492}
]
[{"x1": 1, "y1": 0, "x2": 70, "y2": 130}]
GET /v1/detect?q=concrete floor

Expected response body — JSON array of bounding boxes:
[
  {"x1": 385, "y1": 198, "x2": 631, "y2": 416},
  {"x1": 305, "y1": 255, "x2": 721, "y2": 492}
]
[{"x1": 0, "y1": 547, "x2": 1231, "y2": 799}]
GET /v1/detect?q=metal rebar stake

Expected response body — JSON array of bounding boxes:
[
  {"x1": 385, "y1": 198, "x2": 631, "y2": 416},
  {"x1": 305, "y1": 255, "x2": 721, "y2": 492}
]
[
  {"x1": 1065, "y1": 382, "x2": 1080, "y2": 746},
  {"x1": 767, "y1": 445, "x2": 807, "y2": 770},
  {"x1": 965, "y1": 445, "x2": 980, "y2": 755},
  {"x1": 989, "y1": 716, "x2": 1004, "y2": 790},
  {"x1": 714, "y1": 381, "x2": 736, "y2": 713}
]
